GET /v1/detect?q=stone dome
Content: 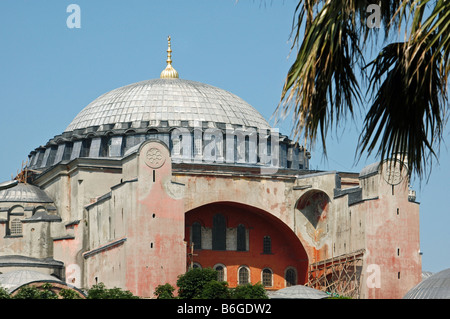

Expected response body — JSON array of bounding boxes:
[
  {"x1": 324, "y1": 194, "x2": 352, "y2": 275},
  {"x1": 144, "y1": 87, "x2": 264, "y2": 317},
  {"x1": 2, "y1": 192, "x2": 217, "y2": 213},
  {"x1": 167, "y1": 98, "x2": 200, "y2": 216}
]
[
  {"x1": 65, "y1": 78, "x2": 270, "y2": 133},
  {"x1": 403, "y1": 268, "x2": 450, "y2": 299},
  {"x1": 25, "y1": 75, "x2": 309, "y2": 172},
  {"x1": 25, "y1": 37, "x2": 310, "y2": 173},
  {"x1": 268, "y1": 285, "x2": 329, "y2": 299},
  {"x1": 0, "y1": 270, "x2": 63, "y2": 293},
  {"x1": 0, "y1": 180, "x2": 54, "y2": 203}
]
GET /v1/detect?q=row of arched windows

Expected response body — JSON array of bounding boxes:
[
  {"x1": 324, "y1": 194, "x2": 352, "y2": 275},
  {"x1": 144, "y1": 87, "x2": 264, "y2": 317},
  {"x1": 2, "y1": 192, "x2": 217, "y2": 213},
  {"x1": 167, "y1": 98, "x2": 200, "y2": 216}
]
[
  {"x1": 30, "y1": 129, "x2": 309, "y2": 170},
  {"x1": 4, "y1": 206, "x2": 49, "y2": 237},
  {"x1": 192, "y1": 263, "x2": 297, "y2": 288}
]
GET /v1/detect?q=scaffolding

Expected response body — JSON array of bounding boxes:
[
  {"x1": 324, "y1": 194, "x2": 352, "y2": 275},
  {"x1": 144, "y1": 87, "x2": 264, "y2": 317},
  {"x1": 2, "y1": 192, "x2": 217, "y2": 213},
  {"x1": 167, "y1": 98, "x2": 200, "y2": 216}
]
[{"x1": 307, "y1": 249, "x2": 365, "y2": 298}]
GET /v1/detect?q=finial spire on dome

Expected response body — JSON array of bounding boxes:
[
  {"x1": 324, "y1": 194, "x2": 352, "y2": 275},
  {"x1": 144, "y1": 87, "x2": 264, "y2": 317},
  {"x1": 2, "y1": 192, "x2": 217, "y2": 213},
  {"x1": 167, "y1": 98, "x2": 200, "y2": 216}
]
[{"x1": 160, "y1": 36, "x2": 179, "y2": 79}]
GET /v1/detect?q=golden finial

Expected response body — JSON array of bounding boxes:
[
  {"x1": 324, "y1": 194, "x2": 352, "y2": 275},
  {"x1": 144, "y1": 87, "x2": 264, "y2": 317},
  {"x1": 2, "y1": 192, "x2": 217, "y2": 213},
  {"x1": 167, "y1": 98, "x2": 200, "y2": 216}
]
[{"x1": 160, "y1": 35, "x2": 179, "y2": 79}]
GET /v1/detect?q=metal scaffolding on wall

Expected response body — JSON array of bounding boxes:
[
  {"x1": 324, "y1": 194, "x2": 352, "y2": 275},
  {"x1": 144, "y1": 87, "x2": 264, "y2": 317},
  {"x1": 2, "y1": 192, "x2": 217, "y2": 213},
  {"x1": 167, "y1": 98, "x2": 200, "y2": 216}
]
[{"x1": 307, "y1": 249, "x2": 365, "y2": 298}]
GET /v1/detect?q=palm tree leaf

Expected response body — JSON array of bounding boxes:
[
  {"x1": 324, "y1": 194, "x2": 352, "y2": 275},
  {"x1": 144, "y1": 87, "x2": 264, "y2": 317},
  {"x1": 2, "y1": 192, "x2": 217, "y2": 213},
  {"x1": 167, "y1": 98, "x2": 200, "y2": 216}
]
[
  {"x1": 276, "y1": 0, "x2": 365, "y2": 153},
  {"x1": 358, "y1": 39, "x2": 446, "y2": 178}
]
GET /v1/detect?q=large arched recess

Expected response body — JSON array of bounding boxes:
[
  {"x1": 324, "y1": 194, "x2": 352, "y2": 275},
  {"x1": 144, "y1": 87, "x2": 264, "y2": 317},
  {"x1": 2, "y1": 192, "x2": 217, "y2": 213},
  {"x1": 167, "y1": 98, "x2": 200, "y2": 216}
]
[{"x1": 185, "y1": 201, "x2": 309, "y2": 290}]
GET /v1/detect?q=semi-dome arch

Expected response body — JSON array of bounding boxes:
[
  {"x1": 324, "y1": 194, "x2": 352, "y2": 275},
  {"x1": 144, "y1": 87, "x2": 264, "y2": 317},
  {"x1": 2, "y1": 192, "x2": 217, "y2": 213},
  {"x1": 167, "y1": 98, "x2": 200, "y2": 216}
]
[
  {"x1": 184, "y1": 201, "x2": 309, "y2": 288},
  {"x1": 296, "y1": 189, "x2": 331, "y2": 229}
]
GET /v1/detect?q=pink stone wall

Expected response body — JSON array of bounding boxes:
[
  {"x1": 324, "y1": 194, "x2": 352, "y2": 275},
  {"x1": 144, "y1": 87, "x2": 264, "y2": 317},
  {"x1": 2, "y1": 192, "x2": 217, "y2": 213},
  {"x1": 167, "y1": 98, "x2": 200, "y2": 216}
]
[{"x1": 124, "y1": 141, "x2": 186, "y2": 297}]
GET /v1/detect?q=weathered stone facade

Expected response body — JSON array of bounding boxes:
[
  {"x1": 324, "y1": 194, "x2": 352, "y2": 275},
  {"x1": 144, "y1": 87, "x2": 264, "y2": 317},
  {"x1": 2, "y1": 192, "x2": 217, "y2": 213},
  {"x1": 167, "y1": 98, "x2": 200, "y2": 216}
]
[{"x1": 0, "y1": 69, "x2": 421, "y2": 298}]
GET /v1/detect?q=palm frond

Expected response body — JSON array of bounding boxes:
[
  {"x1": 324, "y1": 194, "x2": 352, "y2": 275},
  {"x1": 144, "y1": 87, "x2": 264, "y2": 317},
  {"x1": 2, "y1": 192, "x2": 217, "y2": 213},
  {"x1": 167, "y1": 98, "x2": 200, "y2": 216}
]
[
  {"x1": 358, "y1": 39, "x2": 446, "y2": 178},
  {"x1": 276, "y1": 0, "x2": 365, "y2": 153},
  {"x1": 276, "y1": 0, "x2": 410, "y2": 151}
]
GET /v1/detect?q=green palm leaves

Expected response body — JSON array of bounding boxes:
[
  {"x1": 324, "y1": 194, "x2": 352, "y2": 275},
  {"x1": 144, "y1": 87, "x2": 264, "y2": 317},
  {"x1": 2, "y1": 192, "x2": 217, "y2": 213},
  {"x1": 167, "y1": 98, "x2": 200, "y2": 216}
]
[{"x1": 277, "y1": 0, "x2": 449, "y2": 178}]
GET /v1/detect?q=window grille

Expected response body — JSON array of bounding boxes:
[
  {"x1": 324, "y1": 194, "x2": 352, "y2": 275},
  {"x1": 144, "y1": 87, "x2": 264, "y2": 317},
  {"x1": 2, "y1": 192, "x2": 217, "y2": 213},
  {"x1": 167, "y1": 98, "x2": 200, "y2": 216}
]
[
  {"x1": 263, "y1": 236, "x2": 271, "y2": 254},
  {"x1": 10, "y1": 218, "x2": 22, "y2": 235},
  {"x1": 238, "y1": 267, "x2": 249, "y2": 285},
  {"x1": 262, "y1": 268, "x2": 273, "y2": 287},
  {"x1": 285, "y1": 268, "x2": 297, "y2": 287}
]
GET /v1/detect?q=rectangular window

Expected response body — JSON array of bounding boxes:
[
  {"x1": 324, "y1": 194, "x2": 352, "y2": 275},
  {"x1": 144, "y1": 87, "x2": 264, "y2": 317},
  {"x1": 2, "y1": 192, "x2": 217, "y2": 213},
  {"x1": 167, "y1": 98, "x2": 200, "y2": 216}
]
[
  {"x1": 10, "y1": 219, "x2": 22, "y2": 235},
  {"x1": 263, "y1": 236, "x2": 271, "y2": 254},
  {"x1": 191, "y1": 222, "x2": 202, "y2": 250},
  {"x1": 212, "y1": 214, "x2": 226, "y2": 250},
  {"x1": 237, "y1": 224, "x2": 246, "y2": 251}
]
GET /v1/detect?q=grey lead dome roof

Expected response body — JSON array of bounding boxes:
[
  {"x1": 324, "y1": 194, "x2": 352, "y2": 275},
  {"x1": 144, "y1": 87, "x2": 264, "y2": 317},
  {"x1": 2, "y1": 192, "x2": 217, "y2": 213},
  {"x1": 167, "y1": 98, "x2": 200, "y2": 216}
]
[
  {"x1": 0, "y1": 270, "x2": 63, "y2": 293},
  {"x1": 268, "y1": 285, "x2": 329, "y2": 299},
  {"x1": 65, "y1": 78, "x2": 271, "y2": 132},
  {"x1": 0, "y1": 181, "x2": 54, "y2": 203},
  {"x1": 403, "y1": 268, "x2": 450, "y2": 299}
]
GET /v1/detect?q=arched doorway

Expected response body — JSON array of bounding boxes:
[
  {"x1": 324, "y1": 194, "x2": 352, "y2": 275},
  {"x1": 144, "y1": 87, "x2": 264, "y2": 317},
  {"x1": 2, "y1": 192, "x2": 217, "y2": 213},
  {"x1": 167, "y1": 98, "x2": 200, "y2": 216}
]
[{"x1": 185, "y1": 201, "x2": 309, "y2": 290}]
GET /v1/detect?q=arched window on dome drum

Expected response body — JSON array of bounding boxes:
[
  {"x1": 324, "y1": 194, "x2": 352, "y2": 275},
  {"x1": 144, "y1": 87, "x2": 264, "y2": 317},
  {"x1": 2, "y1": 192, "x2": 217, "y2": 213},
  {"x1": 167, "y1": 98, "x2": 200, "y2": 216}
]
[
  {"x1": 80, "y1": 139, "x2": 91, "y2": 158},
  {"x1": 124, "y1": 132, "x2": 138, "y2": 153},
  {"x1": 212, "y1": 214, "x2": 226, "y2": 251},
  {"x1": 258, "y1": 133, "x2": 270, "y2": 165},
  {"x1": 109, "y1": 136, "x2": 123, "y2": 157},
  {"x1": 203, "y1": 129, "x2": 224, "y2": 163},
  {"x1": 191, "y1": 222, "x2": 202, "y2": 250},
  {"x1": 62, "y1": 142, "x2": 74, "y2": 161},
  {"x1": 216, "y1": 133, "x2": 223, "y2": 161},
  {"x1": 70, "y1": 141, "x2": 82, "y2": 160},
  {"x1": 135, "y1": 134, "x2": 146, "y2": 148},
  {"x1": 245, "y1": 135, "x2": 250, "y2": 163},
  {"x1": 46, "y1": 146, "x2": 58, "y2": 166},
  {"x1": 170, "y1": 134, "x2": 181, "y2": 158},
  {"x1": 285, "y1": 268, "x2": 297, "y2": 287},
  {"x1": 54, "y1": 144, "x2": 65, "y2": 164},
  {"x1": 237, "y1": 224, "x2": 246, "y2": 251},
  {"x1": 146, "y1": 129, "x2": 159, "y2": 140},
  {"x1": 193, "y1": 130, "x2": 203, "y2": 159},
  {"x1": 35, "y1": 150, "x2": 45, "y2": 168},
  {"x1": 234, "y1": 135, "x2": 238, "y2": 163},
  {"x1": 100, "y1": 136, "x2": 111, "y2": 157},
  {"x1": 262, "y1": 268, "x2": 273, "y2": 287}
]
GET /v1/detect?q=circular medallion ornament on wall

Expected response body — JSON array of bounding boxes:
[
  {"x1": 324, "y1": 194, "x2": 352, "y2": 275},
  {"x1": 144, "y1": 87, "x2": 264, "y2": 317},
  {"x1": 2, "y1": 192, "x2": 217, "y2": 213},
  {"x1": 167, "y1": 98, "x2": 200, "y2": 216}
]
[
  {"x1": 145, "y1": 147, "x2": 166, "y2": 169},
  {"x1": 383, "y1": 164, "x2": 403, "y2": 185}
]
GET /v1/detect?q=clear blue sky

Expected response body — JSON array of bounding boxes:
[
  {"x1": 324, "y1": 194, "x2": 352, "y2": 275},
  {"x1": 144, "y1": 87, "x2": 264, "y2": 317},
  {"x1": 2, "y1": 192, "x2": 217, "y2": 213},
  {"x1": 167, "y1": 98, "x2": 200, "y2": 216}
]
[{"x1": 0, "y1": 0, "x2": 448, "y2": 273}]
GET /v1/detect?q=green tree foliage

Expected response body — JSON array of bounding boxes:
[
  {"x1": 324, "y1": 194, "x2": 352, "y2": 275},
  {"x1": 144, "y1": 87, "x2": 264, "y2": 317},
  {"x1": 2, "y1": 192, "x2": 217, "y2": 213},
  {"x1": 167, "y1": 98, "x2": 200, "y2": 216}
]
[
  {"x1": 176, "y1": 267, "x2": 218, "y2": 299},
  {"x1": 86, "y1": 282, "x2": 139, "y2": 299},
  {"x1": 200, "y1": 280, "x2": 231, "y2": 299},
  {"x1": 0, "y1": 283, "x2": 85, "y2": 299},
  {"x1": 154, "y1": 283, "x2": 176, "y2": 299},
  {"x1": 13, "y1": 283, "x2": 58, "y2": 299},
  {"x1": 230, "y1": 283, "x2": 268, "y2": 299},
  {"x1": 59, "y1": 288, "x2": 83, "y2": 299},
  {"x1": 0, "y1": 287, "x2": 11, "y2": 299},
  {"x1": 169, "y1": 268, "x2": 268, "y2": 299}
]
